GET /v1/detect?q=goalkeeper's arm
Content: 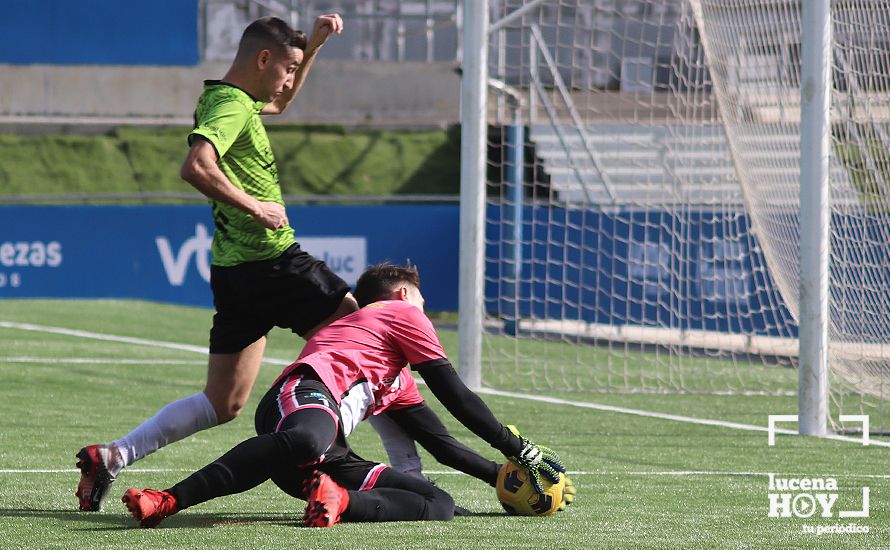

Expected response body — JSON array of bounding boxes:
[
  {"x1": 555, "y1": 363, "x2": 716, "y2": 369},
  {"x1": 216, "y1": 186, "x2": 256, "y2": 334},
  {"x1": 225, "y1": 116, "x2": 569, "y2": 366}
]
[
  {"x1": 384, "y1": 402, "x2": 501, "y2": 487},
  {"x1": 414, "y1": 360, "x2": 564, "y2": 491}
]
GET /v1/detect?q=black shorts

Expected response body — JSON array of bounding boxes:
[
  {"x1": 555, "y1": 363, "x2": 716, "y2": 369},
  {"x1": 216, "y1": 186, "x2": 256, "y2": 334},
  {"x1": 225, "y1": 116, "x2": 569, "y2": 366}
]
[
  {"x1": 209, "y1": 243, "x2": 350, "y2": 353},
  {"x1": 254, "y1": 368, "x2": 385, "y2": 498}
]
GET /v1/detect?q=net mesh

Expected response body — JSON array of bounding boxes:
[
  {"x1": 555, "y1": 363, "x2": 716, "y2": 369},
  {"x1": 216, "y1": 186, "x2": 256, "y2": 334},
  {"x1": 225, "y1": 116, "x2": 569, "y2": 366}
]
[{"x1": 482, "y1": 0, "x2": 890, "y2": 429}]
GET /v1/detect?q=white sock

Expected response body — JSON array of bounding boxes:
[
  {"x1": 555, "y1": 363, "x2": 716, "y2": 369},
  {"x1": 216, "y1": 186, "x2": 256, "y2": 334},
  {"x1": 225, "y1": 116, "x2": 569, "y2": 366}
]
[{"x1": 113, "y1": 392, "x2": 218, "y2": 468}]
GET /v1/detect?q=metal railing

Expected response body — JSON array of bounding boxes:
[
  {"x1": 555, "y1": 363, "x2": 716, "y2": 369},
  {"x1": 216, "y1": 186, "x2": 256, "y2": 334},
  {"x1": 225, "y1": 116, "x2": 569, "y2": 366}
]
[
  {"x1": 203, "y1": 0, "x2": 460, "y2": 63},
  {"x1": 527, "y1": 22, "x2": 616, "y2": 202}
]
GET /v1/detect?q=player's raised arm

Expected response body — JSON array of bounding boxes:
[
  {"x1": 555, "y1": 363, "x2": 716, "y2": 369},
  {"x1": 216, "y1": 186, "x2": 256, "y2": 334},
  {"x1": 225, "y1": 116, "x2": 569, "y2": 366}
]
[
  {"x1": 415, "y1": 360, "x2": 565, "y2": 493},
  {"x1": 263, "y1": 13, "x2": 343, "y2": 115}
]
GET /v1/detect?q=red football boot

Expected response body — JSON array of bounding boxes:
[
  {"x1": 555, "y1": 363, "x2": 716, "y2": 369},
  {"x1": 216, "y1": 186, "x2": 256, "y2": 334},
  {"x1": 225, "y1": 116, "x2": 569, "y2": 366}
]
[
  {"x1": 121, "y1": 488, "x2": 179, "y2": 528},
  {"x1": 303, "y1": 471, "x2": 350, "y2": 528},
  {"x1": 75, "y1": 444, "x2": 118, "y2": 511}
]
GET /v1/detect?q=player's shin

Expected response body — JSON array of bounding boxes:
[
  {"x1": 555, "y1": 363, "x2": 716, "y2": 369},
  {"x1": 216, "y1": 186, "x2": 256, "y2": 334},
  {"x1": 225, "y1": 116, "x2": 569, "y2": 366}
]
[
  {"x1": 341, "y1": 486, "x2": 454, "y2": 523},
  {"x1": 114, "y1": 391, "x2": 218, "y2": 467},
  {"x1": 340, "y1": 468, "x2": 454, "y2": 523}
]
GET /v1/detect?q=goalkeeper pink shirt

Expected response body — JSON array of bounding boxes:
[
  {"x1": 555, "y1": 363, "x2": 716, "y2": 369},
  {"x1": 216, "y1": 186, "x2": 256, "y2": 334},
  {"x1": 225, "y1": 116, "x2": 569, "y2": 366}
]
[{"x1": 273, "y1": 300, "x2": 444, "y2": 431}]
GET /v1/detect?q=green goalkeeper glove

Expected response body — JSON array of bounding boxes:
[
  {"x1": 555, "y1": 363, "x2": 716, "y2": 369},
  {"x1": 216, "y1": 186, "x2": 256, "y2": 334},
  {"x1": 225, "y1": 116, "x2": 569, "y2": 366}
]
[{"x1": 506, "y1": 425, "x2": 565, "y2": 494}]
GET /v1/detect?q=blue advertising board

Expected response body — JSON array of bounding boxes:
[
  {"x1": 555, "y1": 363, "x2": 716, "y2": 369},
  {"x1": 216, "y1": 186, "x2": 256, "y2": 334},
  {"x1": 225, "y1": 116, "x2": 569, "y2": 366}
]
[
  {"x1": 0, "y1": 1, "x2": 199, "y2": 65},
  {"x1": 0, "y1": 205, "x2": 460, "y2": 310},
  {"x1": 485, "y1": 206, "x2": 799, "y2": 338},
  {"x1": 1, "y1": 204, "x2": 820, "y2": 339}
]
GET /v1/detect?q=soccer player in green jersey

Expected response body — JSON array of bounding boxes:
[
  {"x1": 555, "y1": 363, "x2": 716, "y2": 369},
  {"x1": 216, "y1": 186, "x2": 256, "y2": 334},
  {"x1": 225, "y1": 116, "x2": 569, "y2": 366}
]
[{"x1": 75, "y1": 14, "x2": 357, "y2": 512}]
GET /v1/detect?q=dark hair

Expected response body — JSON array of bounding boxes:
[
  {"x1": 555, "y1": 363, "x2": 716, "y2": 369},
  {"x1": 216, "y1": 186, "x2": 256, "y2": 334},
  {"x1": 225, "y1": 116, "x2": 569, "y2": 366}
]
[
  {"x1": 354, "y1": 262, "x2": 421, "y2": 308},
  {"x1": 237, "y1": 16, "x2": 307, "y2": 58}
]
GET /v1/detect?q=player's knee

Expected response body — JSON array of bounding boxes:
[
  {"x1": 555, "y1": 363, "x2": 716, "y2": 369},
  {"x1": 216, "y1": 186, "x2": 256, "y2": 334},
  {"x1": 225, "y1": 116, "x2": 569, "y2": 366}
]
[
  {"x1": 216, "y1": 407, "x2": 240, "y2": 424},
  {"x1": 426, "y1": 486, "x2": 455, "y2": 521},
  {"x1": 389, "y1": 453, "x2": 423, "y2": 476},
  {"x1": 274, "y1": 425, "x2": 330, "y2": 463},
  {"x1": 209, "y1": 397, "x2": 246, "y2": 424}
]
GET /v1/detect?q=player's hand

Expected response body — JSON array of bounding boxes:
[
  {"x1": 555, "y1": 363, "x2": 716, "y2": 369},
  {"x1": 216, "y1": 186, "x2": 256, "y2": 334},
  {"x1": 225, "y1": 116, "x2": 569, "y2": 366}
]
[
  {"x1": 558, "y1": 475, "x2": 576, "y2": 511},
  {"x1": 251, "y1": 201, "x2": 289, "y2": 229},
  {"x1": 309, "y1": 13, "x2": 343, "y2": 46},
  {"x1": 506, "y1": 425, "x2": 565, "y2": 494}
]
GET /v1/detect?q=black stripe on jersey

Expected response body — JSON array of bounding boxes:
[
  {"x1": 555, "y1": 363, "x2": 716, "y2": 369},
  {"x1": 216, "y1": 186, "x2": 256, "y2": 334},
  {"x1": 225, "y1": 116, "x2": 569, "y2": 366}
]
[
  {"x1": 187, "y1": 134, "x2": 221, "y2": 161},
  {"x1": 204, "y1": 79, "x2": 263, "y2": 102},
  {"x1": 212, "y1": 203, "x2": 229, "y2": 235}
]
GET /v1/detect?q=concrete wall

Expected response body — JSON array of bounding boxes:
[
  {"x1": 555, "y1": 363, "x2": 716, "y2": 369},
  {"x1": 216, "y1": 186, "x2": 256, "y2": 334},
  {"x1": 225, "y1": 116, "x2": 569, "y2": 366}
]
[{"x1": 0, "y1": 61, "x2": 460, "y2": 127}]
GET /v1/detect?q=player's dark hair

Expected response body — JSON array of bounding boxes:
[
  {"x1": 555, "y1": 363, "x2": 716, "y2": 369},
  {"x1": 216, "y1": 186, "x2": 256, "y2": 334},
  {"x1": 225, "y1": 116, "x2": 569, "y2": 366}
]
[
  {"x1": 237, "y1": 16, "x2": 307, "y2": 59},
  {"x1": 354, "y1": 262, "x2": 421, "y2": 307}
]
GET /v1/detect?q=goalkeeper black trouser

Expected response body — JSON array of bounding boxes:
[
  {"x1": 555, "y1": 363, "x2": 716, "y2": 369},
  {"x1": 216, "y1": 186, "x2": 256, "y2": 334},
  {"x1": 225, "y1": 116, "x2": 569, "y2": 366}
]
[
  {"x1": 167, "y1": 376, "x2": 454, "y2": 522},
  {"x1": 167, "y1": 406, "x2": 338, "y2": 509}
]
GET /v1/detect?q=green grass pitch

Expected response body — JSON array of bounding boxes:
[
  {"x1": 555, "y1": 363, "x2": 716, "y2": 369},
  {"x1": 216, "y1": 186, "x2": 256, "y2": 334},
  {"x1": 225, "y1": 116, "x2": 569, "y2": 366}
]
[{"x1": 1, "y1": 300, "x2": 888, "y2": 548}]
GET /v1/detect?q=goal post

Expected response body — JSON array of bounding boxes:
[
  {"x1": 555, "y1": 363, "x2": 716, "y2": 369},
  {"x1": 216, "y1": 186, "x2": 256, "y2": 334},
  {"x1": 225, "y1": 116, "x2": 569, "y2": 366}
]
[
  {"x1": 457, "y1": 0, "x2": 488, "y2": 391},
  {"x1": 458, "y1": 0, "x2": 890, "y2": 434},
  {"x1": 797, "y1": 0, "x2": 832, "y2": 436}
]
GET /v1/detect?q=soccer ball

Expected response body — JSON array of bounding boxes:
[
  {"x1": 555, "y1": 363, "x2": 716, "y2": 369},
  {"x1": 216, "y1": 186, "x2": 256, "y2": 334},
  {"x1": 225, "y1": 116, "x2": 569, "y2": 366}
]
[{"x1": 495, "y1": 461, "x2": 565, "y2": 516}]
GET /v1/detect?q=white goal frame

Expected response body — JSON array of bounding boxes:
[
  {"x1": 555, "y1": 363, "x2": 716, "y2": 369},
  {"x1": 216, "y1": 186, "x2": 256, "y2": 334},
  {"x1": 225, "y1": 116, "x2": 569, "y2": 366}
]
[{"x1": 458, "y1": 0, "x2": 833, "y2": 435}]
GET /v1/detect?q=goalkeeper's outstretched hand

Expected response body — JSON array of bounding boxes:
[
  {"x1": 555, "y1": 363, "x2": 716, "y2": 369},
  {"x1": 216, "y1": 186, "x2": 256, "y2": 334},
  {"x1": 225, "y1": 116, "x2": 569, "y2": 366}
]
[
  {"x1": 506, "y1": 425, "x2": 565, "y2": 493},
  {"x1": 558, "y1": 475, "x2": 576, "y2": 511}
]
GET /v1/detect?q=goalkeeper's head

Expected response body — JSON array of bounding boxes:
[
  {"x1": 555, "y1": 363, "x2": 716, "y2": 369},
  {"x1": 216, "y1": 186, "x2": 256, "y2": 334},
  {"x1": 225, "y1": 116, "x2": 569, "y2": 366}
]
[{"x1": 354, "y1": 262, "x2": 425, "y2": 311}]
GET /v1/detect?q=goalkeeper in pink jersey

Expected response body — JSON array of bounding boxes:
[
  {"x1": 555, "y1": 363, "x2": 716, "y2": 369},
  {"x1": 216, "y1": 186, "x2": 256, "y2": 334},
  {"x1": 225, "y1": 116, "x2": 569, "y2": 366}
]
[
  {"x1": 259, "y1": 368, "x2": 503, "y2": 505},
  {"x1": 121, "y1": 263, "x2": 564, "y2": 528}
]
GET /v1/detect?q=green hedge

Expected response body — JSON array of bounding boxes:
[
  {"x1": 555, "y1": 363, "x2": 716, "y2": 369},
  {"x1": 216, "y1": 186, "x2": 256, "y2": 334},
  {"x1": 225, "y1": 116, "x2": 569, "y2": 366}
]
[{"x1": 0, "y1": 125, "x2": 460, "y2": 199}]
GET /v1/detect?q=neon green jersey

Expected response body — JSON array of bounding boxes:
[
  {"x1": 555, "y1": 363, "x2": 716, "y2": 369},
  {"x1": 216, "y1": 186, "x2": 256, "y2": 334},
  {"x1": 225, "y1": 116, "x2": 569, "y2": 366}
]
[{"x1": 189, "y1": 81, "x2": 295, "y2": 266}]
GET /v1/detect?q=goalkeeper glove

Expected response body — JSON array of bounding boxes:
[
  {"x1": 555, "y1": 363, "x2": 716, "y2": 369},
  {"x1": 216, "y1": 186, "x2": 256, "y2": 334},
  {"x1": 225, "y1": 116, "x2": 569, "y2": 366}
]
[
  {"x1": 558, "y1": 475, "x2": 576, "y2": 511},
  {"x1": 506, "y1": 425, "x2": 565, "y2": 494}
]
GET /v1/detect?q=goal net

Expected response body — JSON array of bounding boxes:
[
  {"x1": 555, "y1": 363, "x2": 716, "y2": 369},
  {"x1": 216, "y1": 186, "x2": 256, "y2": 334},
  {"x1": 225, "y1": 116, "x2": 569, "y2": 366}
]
[{"x1": 479, "y1": 0, "x2": 890, "y2": 431}]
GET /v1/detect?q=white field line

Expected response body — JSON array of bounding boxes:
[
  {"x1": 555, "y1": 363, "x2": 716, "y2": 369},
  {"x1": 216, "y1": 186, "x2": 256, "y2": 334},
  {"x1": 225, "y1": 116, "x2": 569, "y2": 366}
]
[
  {"x1": 0, "y1": 321, "x2": 291, "y2": 366},
  {"x1": 475, "y1": 387, "x2": 890, "y2": 449},
  {"x1": 1, "y1": 320, "x2": 887, "y2": 448},
  {"x1": 622, "y1": 471, "x2": 890, "y2": 479}
]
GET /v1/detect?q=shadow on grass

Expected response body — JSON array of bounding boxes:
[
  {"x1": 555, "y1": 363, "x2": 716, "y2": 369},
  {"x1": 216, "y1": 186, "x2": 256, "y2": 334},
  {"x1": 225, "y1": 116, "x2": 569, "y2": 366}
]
[
  {"x1": 0, "y1": 508, "x2": 299, "y2": 530},
  {"x1": 461, "y1": 511, "x2": 510, "y2": 518}
]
